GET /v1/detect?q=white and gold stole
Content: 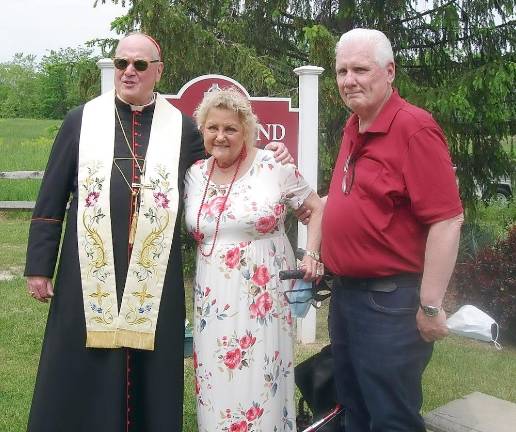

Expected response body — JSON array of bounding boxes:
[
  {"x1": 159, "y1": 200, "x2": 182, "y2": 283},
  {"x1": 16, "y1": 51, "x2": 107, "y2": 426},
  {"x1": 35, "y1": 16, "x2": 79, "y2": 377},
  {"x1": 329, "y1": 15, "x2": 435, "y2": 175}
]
[{"x1": 77, "y1": 90, "x2": 182, "y2": 351}]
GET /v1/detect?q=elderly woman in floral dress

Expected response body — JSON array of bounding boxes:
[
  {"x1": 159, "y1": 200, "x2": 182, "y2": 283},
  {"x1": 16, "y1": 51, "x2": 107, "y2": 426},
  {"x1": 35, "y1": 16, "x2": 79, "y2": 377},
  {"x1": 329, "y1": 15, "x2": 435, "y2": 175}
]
[{"x1": 184, "y1": 88, "x2": 323, "y2": 432}]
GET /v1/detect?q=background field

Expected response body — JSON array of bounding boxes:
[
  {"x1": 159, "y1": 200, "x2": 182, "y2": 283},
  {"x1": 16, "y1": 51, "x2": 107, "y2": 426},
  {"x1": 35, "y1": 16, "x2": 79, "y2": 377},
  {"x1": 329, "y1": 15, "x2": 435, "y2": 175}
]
[
  {"x1": 0, "y1": 118, "x2": 59, "y2": 202},
  {"x1": 1, "y1": 119, "x2": 515, "y2": 431}
]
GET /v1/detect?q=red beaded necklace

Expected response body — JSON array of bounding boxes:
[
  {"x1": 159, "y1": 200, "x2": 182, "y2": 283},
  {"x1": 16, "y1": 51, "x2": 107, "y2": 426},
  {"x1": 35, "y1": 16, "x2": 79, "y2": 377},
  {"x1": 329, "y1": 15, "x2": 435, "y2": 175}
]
[{"x1": 193, "y1": 146, "x2": 246, "y2": 257}]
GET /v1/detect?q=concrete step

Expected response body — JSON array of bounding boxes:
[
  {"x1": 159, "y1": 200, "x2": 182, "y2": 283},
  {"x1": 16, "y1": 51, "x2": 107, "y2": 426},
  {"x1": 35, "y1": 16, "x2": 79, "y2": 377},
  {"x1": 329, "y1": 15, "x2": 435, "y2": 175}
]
[{"x1": 424, "y1": 392, "x2": 516, "y2": 432}]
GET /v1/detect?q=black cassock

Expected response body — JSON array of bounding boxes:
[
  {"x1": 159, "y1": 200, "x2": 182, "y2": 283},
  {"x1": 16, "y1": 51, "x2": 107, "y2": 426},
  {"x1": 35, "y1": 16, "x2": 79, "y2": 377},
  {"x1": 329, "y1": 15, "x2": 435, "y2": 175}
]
[{"x1": 24, "y1": 97, "x2": 204, "y2": 432}]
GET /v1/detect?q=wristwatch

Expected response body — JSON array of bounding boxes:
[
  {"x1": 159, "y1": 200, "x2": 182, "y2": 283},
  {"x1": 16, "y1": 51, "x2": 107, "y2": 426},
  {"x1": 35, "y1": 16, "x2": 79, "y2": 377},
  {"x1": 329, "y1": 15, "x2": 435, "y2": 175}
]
[
  {"x1": 420, "y1": 304, "x2": 441, "y2": 317},
  {"x1": 304, "y1": 250, "x2": 320, "y2": 261}
]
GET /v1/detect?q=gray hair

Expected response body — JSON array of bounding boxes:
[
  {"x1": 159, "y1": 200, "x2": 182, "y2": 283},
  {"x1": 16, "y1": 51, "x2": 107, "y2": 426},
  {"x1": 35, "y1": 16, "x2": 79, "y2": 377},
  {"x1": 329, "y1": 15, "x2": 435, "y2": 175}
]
[
  {"x1": 194, "y1": 87, "x2": 258, "y2": 148},
  {"x1": 335, "y1": 28, "x2": 394, "y2": 67}
]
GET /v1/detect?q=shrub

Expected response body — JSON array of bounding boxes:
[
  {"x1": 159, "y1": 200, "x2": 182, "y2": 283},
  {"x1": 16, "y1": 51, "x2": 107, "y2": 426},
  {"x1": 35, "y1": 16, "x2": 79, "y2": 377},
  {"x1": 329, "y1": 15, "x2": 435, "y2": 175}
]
[
  {"x1": 454, "y1": 224, "x2": 516, "y2": 343},
  {"x1": 458, "y1": 200, "x2": 516, "y2": 261}
]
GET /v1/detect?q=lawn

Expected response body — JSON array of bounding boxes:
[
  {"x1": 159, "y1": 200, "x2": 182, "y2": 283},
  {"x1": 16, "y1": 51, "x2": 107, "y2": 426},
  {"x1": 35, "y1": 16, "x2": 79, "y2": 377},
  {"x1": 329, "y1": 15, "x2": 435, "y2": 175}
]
[
  {"x1": 0, "y1": 118, "x2": 59, "y2": 202},
  {"x1": 1, "y1": 214, "x2": 515, "y2": 431},
  {"x1": 1, "y1": 119, "x2": 515, "y2": 431}
]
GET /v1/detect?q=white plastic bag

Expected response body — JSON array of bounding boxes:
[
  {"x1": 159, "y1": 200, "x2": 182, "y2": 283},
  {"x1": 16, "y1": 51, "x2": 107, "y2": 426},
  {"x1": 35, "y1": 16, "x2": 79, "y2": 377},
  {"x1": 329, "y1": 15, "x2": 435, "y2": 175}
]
[{"x1": 446, "y1": 305, "x2": 502, "y2": 349}]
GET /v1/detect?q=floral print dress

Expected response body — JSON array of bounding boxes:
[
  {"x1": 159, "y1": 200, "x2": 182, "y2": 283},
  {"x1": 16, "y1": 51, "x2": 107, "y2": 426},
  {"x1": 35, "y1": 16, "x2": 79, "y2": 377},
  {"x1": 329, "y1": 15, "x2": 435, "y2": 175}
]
[{"x1": 184, "y1": 149, "x2": 312, "y2": 432}]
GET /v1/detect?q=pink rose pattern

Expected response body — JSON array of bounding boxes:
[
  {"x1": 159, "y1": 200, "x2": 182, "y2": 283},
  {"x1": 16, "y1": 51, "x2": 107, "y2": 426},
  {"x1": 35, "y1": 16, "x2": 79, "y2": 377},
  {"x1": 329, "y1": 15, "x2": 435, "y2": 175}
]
[
  {"x1": 214, "y1": 402, "x2": 266, "y2": 432},
  {"x1": 225, "y1": 246, "x2": 241, "y2": 269},
  {"x1": 85, "y1": 191, "x2": 100, "y2": 207},
  {"x1": 202, "y1": 195, "x2": 231, "y2": 218},
  {"x1": 215, "y1": 330, "x2": 257, "y2": 378},
  {"x1": 251, "y1": 265, "x2": 271, "y2": 287},
  {"x1": 249, "y1": 291, "x2": 273, "y2": 319},
  {"x1": 153, "y1": 191, "x2": 169, "y2": 208},
  {"x1": 187, "y1": 152, "x2": 305, "y2": 431},
  {"x1": 255, "y1": 215, "x2": 277, "y2": 234}
]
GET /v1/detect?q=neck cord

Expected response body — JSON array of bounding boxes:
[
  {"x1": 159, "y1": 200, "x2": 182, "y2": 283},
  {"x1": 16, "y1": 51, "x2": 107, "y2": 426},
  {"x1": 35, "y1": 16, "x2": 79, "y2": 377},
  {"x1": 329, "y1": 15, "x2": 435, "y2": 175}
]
[{"x1": 193, "y1": 147, "x2": 246, "y2": 257}]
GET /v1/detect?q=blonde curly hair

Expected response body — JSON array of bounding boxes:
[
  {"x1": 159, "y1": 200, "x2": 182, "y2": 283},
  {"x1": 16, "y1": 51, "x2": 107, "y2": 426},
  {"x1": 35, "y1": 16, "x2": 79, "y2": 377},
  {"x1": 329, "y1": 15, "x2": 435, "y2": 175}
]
[{"x1": 194, "y1": 87, "x2": 258, "y2": 148}]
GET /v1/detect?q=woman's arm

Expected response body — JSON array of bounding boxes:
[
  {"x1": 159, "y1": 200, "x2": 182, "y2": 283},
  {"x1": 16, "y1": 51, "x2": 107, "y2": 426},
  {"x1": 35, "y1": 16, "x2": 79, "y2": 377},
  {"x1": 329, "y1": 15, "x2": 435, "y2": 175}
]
[{"x1": 298, "y1": 191, "x2": 324, "y2": 281}]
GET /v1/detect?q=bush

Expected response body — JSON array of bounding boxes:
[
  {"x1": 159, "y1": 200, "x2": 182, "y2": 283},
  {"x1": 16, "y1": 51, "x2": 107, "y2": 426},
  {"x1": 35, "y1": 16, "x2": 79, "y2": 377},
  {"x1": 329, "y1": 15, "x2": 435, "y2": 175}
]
[
  {"x1": 458, "y1": 199, "x2": 516, "y2": 261},
  {"x1": 454, "y1": 224, "x2": 516, "y2": 343}
]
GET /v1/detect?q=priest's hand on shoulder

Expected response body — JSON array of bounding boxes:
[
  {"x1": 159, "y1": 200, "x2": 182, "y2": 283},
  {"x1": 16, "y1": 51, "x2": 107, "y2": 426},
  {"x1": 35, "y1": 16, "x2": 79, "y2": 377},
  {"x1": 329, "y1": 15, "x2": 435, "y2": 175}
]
[
  {"x1": 27, "y1": 276, "x2": 54, "y2": 303},
  {"x1": 264, "y1": 141, "x2": 294, "y2": 165}
]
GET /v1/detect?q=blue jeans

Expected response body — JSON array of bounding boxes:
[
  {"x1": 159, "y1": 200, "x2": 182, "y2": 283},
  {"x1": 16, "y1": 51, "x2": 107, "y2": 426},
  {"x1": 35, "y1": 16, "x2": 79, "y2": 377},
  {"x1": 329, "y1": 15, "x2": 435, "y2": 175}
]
[{"x1": 329, "y1": 277, "x2": 433, "y2": 432}]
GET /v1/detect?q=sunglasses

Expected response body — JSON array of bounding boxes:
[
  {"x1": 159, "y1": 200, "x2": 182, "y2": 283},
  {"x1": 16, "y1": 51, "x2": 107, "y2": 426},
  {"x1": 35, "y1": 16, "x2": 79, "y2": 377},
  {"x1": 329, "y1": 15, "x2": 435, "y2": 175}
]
[{"x1": 113, "y1": 57, "x2": 160, "y2": 72}]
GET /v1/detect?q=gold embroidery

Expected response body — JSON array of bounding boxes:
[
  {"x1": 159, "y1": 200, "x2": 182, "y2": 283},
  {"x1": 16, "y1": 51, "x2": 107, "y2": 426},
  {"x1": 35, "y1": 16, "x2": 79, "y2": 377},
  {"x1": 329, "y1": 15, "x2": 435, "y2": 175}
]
[
  {"x1": 90, "y1": 305, "x2": 115, "y2": 325},
  {"x1": 82, "y1": 166, "x2": 108, "y2": 275},
  {"x1": 137, "y1": 210, "x2": 170, "y2": 271},
  {"x1": 89, "y1": 284, "x2": 110, "y2": 305},
  {"x1": 125, "y1": 305, "x2": 153, "y2": 326},
  {"x1": 132, "y1": 284, "x2": 154, "y2": 306},
  {"x1": 79, "y1": 93, "x2": 182, "y2": 350}
]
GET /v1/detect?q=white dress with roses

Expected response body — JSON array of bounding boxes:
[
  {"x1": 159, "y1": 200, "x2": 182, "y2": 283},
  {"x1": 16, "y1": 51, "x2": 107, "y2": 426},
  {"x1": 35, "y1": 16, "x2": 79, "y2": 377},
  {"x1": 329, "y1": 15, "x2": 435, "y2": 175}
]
[{"x1": 184, "y1": 149, "x2": 312, "y2": 432}]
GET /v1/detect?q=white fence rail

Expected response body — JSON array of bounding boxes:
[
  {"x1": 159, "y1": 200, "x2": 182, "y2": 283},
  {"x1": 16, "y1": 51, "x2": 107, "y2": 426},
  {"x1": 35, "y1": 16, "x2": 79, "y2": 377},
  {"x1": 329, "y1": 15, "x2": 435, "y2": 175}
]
[{"x1": 0, "y1": 170, "x2": 43, "y2": 211}]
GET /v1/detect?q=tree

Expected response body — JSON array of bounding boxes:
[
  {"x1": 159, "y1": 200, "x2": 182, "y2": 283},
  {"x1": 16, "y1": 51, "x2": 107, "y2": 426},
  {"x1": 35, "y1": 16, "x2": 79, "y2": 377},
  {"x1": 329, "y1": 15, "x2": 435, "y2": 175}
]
[
  {"x1": 0, "y1": 48, "x2": 101, "y2": 120},
  {"x1": 39, "y1": 47, "x2": 101, "y2": 119},
  {"x1": 98, "y1": 0, "x2": 515, "y2": 207},
  {"x1": 0, "y1": 54, "x2": 43, "y2": 118}
]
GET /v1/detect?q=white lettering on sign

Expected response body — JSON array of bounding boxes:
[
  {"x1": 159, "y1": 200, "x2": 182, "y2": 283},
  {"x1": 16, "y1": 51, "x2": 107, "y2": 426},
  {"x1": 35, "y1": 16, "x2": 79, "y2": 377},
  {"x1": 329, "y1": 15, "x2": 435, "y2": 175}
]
[{"x1": 257, "y1": 123, "x2": 286, "y2": 142}]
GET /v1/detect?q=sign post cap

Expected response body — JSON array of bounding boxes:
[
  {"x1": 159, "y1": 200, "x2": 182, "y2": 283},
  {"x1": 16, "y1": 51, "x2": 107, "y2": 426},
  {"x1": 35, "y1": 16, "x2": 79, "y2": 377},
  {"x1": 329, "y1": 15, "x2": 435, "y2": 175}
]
[{"x1": 294, "y1": 65, "x2": 324, "y2": 76}]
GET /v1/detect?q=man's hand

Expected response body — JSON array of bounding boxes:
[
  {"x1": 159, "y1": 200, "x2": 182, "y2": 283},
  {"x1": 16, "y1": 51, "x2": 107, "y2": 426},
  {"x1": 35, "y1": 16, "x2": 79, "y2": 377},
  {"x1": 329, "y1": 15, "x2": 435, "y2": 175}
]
[
  {"x1": 416, "y1": 308, "x2": 448, "y2": 342},
  {"x1": 292, "y1": 195, "x2": 325, "y2": 226},
  {"x1": 293, "y1": 204, "x2": 311, "y2": 225},
  {"x1": 27, "y1": 276, "x2": 54, "y2": 303},
  {"x1": 264, "y1": 142, "x2": 294, "y2": 165}
]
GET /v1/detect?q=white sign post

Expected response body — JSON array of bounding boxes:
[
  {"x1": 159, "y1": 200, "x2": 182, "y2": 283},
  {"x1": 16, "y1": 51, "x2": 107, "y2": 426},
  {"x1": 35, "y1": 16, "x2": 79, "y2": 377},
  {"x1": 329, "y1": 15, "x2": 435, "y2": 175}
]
[
  {"x1": 294, "y1": 65, "x2": 324, "y2": 344},
  {"x1": 97, "y1": 58, "x2": 114, "y2": 94}
]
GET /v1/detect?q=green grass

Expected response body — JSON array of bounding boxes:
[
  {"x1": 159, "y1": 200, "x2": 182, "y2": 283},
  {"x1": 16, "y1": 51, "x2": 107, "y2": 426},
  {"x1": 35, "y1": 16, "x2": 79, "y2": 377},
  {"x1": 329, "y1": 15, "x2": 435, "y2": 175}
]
[
  {"x1": 501, "y1": 135, "x2": 515, "y2": 157},
  {"x1": 1, "y1": 118, "x2": 516, "y2": 430},
  {"x1": 0, "y1": 118, "x2": 59, "y2": 201},
  {"x1": 4, "y1": 256, "x2": 515, "y2": 432},
  {"x1": 423, "y1": 336, "x2": 516, "y2": 412},
  {"x1": 0, "y1": 118, "x2": 60, "y2": 149},
  {"x1": 0, "y1": 215, "x2": 30, "y2": 271}
]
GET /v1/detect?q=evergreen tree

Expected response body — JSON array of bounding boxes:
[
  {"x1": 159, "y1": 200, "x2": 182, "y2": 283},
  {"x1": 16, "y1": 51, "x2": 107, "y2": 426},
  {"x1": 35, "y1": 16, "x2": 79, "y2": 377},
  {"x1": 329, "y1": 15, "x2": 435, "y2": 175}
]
[{"x1": 99, "y1": 0, "x2": 515, "y2": 206}]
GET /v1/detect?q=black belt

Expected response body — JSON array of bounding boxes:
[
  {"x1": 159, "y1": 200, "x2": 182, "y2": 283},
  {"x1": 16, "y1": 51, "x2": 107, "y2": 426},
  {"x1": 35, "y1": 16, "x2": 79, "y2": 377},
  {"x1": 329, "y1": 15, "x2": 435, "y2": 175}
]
[{"x1": 334, "y1": 273, "x2": 422, "y2": 292}]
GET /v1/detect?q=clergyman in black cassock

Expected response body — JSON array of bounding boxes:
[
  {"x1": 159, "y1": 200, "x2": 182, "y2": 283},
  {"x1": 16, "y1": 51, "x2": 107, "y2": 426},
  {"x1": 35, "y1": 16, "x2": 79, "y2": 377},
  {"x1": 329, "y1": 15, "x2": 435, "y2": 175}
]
[{"x1": 24, "y1": 33, "x2": 204, "y2": 432}]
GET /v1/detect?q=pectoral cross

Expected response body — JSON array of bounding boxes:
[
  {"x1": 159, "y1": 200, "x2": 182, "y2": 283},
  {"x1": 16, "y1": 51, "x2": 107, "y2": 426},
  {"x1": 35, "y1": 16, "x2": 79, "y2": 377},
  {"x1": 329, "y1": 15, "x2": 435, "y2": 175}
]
[
  {"x1": 132, "y1": 180, "x2": 155, "y2": 208},
  {"x1": 131, "y1": 182, "x2": 155, "y2": 190}
]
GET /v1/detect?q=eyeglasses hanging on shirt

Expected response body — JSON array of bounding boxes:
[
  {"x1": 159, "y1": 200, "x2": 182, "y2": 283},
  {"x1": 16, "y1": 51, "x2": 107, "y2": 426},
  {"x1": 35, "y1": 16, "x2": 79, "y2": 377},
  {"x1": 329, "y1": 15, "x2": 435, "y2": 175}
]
[
  {"x1": 341, "y1": 154, "x2": 356, "y2": 194},
  {"x1": 341, "y1": 132, "x2": 366, "y2": 195}
]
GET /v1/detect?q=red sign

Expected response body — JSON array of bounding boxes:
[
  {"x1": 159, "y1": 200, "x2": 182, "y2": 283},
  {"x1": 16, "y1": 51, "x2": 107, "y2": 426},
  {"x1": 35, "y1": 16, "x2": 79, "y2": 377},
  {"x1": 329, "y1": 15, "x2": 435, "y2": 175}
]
[{"x1": 165, "y1": 75, "x2": 299, "y2": 162}]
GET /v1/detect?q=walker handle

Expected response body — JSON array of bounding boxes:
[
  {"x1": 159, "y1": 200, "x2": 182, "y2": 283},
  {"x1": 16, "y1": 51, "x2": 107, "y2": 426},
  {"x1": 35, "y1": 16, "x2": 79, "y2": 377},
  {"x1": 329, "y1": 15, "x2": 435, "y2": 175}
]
[{"x1": 279, "y1": 269, "x2": 306, "y2": 280}]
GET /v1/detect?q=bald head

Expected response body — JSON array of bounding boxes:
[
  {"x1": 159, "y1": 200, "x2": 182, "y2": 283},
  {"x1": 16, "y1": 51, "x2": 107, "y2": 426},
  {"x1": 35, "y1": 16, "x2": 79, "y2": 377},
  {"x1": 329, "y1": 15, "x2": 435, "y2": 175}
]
[
  {"x1": 113, "y1": 33, "x2": 164, "y2": 105},
  {"x1": 115, "y1": 33, "x2": 161, "y2": 61}
]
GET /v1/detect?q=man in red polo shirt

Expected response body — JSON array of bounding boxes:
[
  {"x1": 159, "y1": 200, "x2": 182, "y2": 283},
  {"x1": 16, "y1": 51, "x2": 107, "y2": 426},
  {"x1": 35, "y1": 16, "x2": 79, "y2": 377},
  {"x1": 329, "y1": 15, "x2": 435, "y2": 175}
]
[{"x1": 321, "y1": 28, "x2": 463, "y2": 431}]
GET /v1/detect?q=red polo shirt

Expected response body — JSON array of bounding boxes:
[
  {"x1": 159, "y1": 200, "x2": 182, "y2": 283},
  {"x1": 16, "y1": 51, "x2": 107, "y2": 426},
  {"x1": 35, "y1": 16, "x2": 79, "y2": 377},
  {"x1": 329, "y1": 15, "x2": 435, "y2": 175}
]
[{"x1": 321, "y1": 90, "x2": 463, "y2": 277}]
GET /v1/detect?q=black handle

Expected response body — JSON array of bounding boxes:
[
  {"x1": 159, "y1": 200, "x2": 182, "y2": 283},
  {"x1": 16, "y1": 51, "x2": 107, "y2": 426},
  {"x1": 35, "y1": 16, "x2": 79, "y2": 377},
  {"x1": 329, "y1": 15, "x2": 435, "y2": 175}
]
[{"x1": 279, "y1": 269, "x2": 306, "y2": 280}]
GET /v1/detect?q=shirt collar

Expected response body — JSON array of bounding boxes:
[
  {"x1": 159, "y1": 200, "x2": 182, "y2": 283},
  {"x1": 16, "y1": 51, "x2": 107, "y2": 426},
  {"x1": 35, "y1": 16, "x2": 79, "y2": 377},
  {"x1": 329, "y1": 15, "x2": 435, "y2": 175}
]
[
  {"x1": 115, "y1": 92, "x2": 157, "y2": 112},
  {"x1": 365, "y1": 89, "x2": 404, "y2": 133},
  {"x1": 344, "y1": 88, "x2": 404, "y2": 135}
]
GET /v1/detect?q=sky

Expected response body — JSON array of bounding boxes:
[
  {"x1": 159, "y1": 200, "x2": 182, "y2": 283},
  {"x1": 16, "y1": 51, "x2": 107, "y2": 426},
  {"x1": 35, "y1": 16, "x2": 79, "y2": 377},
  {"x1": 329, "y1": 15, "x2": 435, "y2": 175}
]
[{"x1": 1, "y1": 0, "x2": 127, "y2": 62}]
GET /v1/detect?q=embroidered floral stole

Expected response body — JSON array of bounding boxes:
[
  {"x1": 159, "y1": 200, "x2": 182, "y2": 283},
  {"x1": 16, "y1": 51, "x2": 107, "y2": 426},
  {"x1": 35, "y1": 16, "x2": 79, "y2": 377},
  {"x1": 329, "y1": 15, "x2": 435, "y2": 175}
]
[{"x1": 77, "y1": 91, "x2": 182, "y2": 350}]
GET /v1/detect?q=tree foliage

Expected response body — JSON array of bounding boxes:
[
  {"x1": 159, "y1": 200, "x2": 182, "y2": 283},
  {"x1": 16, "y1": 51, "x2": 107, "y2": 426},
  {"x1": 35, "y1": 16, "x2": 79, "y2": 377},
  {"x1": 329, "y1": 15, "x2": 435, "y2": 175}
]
[
  {"x1": 0, "y1": 54, "x2": 42, "y2": 118},
  {"x1": 0, "y1": 48, "x2": 100, "y2": 120},
  {"x1": 98, "y1": 0, "x2": 515, "y2": 207},
  {"x1": 39, "y1": 48, "x2": 101, "y2": 119},
  {"x1": 103, "y1": 1, "x2": 516, "y2": 206}
]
